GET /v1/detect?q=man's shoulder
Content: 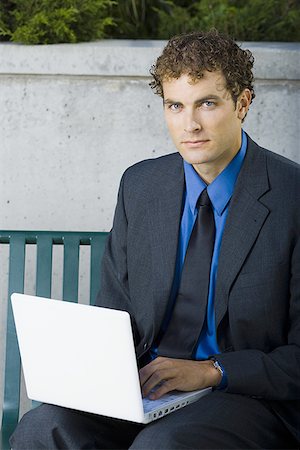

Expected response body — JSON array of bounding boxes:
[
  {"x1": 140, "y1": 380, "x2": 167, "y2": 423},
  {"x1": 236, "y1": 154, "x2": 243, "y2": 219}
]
[
  {"x1": 122, "y1": 152, "x2": 183, "y2": 189},
  {"x1": 117, "y1": 153, "x2": 184, "y2": 206},
  {"x1": 246, "y1": 138, "x2": 299, "y2": 212},
  {"x1": 125, "y1": 152, "x2": 182, "y2": 176},
  {"x1": 248, "y1": 136, "x2": 300, "y2": 179}
]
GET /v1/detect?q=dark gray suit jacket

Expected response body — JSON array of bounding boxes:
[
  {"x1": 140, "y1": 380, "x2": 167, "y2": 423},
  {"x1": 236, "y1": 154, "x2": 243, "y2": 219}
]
[{"x1": 96, "y1": 136, "x2": 300, "y2": 441}]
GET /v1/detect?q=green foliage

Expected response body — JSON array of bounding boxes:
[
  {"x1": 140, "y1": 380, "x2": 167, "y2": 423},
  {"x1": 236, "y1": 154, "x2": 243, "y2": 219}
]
[
  {"x1": 155, "y1": 4, "x2": 192, "y2": 39},
  {"x1": 236, "y1": 0, "x2": 300, "y2": 42},
  {"x1": 0, "y1": 1, "x2": 13, "y2": 39},
  {"x1": 156, "y1": 0, "x2": 300, "y2": 41},
  {"x1": 191, "y1": 0, "x2": 241, "y2": 38},
  {"x1": 0, "y1": 16, "x2": 10, "y2": 39},
  {"x1": 110, "y1": 0, "x2": 174, "y2": 39},
  {"x1": 0, "y1": 0, "x2": 114, "y2": 44},
  {"x1": 0, "y1": 0, "x2": 299, "y2": 43}
]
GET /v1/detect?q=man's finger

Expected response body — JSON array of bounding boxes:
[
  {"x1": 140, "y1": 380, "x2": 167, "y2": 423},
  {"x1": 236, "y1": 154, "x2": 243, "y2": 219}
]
[
  {"x1": 148, "y1": 379, "x2": 176, "y2": 400},
  {"x1": 139, "y1": 357, "x2": 168, "y2": 386},
  {"x1": 141, "y1": 368, "x2": 171, "y2": 397}
]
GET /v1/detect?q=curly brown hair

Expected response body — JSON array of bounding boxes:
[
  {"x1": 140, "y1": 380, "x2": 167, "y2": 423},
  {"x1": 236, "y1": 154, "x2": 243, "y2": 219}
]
[{"x1": 150, "y1": 29, "x2": 255, "y2": 105}]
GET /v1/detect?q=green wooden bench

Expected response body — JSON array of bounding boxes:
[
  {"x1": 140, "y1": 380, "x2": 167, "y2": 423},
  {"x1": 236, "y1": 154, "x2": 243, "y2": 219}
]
[{"x1": 0, "y1": 230, "x2": 108, "y2": 450}]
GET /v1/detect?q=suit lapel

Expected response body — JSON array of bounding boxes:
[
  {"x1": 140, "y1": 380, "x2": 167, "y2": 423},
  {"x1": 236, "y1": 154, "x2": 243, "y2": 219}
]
[{"x1": 215, "y1": 138, "x2": 271, "y2": 328}]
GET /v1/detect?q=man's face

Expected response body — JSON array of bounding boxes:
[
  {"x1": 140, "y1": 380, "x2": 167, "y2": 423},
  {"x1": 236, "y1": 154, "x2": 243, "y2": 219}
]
[{"x1": 162, "y1": 71, "x2": 251, "y2": 183}]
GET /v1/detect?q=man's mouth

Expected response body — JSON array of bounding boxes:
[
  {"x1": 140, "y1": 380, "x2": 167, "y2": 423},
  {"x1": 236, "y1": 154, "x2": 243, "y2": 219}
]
[{"x1": 181, "y1": 140, "x2": 210, "y2": 146}]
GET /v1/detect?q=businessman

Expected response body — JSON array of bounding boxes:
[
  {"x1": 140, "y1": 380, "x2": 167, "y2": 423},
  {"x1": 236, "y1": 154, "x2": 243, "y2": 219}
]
[{"x1": 11, "y1": 29, "x2": 299, "y2": 449}]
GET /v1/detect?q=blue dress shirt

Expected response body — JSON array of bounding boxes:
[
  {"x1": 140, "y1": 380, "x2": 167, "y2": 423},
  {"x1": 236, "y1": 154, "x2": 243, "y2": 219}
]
[{"x1": 153, "y1": 130, "x2": 247, "y2": 388}]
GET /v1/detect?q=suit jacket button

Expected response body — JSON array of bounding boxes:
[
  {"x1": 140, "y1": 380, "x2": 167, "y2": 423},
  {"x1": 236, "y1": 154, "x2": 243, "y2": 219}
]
[{"x1": 143, "y1": 343, "x2": 148, "y2": 350}]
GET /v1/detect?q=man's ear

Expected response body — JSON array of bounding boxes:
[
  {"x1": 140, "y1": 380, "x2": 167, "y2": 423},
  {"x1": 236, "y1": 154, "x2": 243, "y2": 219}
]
[{"x1": 237, "y1": 89, "x2": 252, "y2": 121}]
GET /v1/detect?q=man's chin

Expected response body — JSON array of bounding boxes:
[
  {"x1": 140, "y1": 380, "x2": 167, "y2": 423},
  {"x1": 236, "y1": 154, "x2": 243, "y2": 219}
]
[
  {"x1": 181, "y1": 154, "x2": 212, "y2": 166},
  {"x1": 178, "y1": 146, "x2": 212, "y2": 165}
]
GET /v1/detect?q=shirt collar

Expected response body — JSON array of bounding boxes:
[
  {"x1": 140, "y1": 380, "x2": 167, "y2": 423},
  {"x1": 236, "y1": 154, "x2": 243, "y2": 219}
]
[{"x1": 183, "y1": 130, "x2": 247, "y2": 216}]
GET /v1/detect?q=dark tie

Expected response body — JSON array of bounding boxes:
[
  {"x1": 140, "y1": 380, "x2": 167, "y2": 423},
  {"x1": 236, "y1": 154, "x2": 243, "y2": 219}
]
[{"x1": 157, "y1": 188, "x2": 215, "y2": 359}]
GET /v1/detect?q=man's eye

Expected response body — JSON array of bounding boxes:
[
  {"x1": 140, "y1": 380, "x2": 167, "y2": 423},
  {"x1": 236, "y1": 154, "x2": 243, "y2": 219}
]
[
  {"x1": 202, "y1": 101, "x2": 215, "y2": 107},
  {"x1": 169, "y1": 103, "x2": 181, "y2": 111}
]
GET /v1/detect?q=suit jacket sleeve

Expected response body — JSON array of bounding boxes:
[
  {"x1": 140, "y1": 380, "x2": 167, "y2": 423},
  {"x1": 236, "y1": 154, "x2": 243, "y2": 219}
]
[
  {"x1": 95, "y1": 169, "x2": 146, "y2": 348},
  {"x1": 215, "y1": 231, "x2": 300, "y2": 401},
  {"x1": 96, "y1": 173, "x2": 131, "y2": 312}
]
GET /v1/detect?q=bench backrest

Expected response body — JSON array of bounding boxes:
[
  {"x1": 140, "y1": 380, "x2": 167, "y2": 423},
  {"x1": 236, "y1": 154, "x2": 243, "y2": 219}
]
[{"x1": 0, "y1": 230, "x2": 108, "y2": 450}]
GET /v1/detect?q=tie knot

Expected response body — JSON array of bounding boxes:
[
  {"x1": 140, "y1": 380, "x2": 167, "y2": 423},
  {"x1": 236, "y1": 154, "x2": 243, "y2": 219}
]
[{"x1": 198, "y1": 189, "x2": 211, "y2": 207}]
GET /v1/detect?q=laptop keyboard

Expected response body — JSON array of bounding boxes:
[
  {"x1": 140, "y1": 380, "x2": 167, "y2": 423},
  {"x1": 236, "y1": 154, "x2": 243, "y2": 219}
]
[{"x1": 142, "y1": 391, "x2": 189, "y2": 413}]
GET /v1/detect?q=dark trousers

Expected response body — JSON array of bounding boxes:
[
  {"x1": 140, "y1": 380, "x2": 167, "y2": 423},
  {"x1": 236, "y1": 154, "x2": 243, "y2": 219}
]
[{"x1": 10, "y1": 391, "x2": 298, "y2": 449}]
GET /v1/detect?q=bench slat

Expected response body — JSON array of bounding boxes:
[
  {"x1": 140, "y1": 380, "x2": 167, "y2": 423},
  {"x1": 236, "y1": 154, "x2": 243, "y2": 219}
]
[
  {"x1": 36, "y1": 235, "x2": 53, "y2": 298},
  {"x1": 2, "y1": 234, "x2": 26, "y2": 445},
  {"x1": 62, "y1": 235, "x2": 80, "y2": 302},
  {"x1": 90, "y1": 234, "x2": 107, "y2": 306}
]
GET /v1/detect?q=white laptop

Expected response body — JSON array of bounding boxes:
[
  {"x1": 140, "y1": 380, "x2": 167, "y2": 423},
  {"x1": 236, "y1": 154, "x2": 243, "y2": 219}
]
[{"x1": 11, "y1": 293, "x2": 211, "y2": 424}]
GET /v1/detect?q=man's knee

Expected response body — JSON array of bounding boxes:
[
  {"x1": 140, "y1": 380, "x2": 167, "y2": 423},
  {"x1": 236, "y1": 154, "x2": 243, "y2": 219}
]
[
  {"x1": 129, "y1": 391, "x2": 296, "y2": 450},
  {"x1": 10, "y1": 404, "x2": 142, "y2": 450},
  {"x1": 129, "y1": 419, "x2": 187, "y2": 450},
  {"x1": 10, "y1": 404, "x2": 75, "y2": 450}
]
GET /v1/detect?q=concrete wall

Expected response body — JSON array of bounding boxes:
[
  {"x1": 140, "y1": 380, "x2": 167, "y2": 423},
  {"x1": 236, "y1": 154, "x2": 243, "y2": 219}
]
[{"x1": 0, "y1": 40, "x2": 299, "y2": 232}]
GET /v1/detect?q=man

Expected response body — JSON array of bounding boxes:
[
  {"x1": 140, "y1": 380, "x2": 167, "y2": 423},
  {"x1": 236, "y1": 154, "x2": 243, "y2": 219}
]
[{"x1": 11, "y1": 29, "x2": 299, "y2": 449}]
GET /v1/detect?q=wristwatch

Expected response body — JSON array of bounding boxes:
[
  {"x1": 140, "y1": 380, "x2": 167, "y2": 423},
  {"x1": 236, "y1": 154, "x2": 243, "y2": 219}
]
[
  {"x1": 209, "y1": 357, "x2": 224, "y2": 387},
  {"x1": 211, "y1": 359, "x2": 224, "y2": 378}
]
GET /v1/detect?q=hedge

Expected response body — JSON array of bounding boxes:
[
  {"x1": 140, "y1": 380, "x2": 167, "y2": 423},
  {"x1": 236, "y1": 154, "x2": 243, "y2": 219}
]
[{"x1": 0, "y1": 0, "x2": 299, "y2": 44}]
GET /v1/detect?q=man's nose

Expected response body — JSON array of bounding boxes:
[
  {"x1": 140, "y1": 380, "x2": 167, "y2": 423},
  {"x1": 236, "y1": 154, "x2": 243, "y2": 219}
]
[{"x1": 184, "y1": 112, "x2": 201, "y2": 133}]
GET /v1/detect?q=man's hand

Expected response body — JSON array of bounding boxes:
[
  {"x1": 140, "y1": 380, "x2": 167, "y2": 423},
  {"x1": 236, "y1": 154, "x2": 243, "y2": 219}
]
[{"x1": 139, "y1": 356, "x2": 221, "y2": 400}]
